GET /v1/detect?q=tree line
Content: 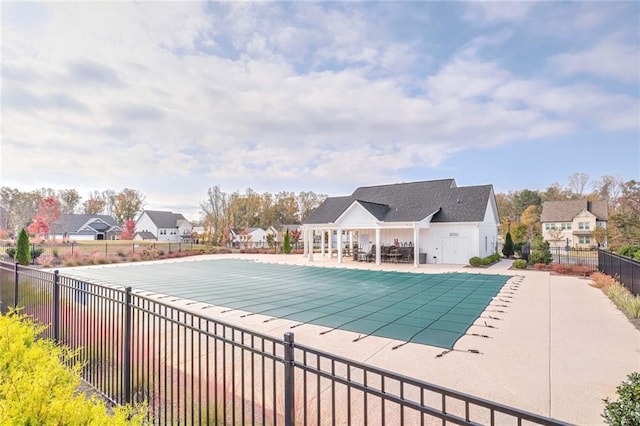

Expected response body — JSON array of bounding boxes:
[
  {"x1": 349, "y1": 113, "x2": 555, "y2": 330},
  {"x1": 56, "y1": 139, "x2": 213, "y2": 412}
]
[
  {"x1": 496, "y1": 173, "x2": 640, "y2": 247},
  {"x1": 0, "y1": 185, "x2": 327, "y2": 244},
  {"x1": 1, "y1": 173, "x2": 637, "y2": 247}
]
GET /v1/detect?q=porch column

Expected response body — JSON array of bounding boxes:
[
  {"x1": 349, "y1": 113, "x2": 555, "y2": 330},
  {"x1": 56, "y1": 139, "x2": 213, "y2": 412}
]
[
  {"x1": 375, "y1": 228, "x2": 381, "y2": 265},
  {"x1": 328, "y1": 230, "x2": 333, "y2": 258},
  {"x1": 349, "y1": 231, "x2": 354, "y2": 255},
  {"x1": 308, "y1": 228, "x2": 314, "y2": 261},
  {"x1": 413, "y1": 225, "x2": 420, "y2": 267},
  {"x1": 337, "y1": 228, "x2": 343, "y2": 263},
  {"x1": 321, "y1": 230, "x2": 326, "y2": 257}
]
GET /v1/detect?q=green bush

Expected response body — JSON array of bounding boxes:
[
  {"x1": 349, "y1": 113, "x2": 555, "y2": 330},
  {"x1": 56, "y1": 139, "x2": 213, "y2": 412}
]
[
  {"x1": 502, "y1": 232, "x2": 514, "y2": 258},
  {"x1": 283, "y1": 229, "x2": 292, "y2": 254},
  {"x1": 513, "y1": 259, "x2": 528, "y2": 269},
  {"x1": 529, "y1": 235, "x2": 552, "y2": 265},
  {"x1": 469, "y1": 256, "x2": 482, "y2": 267},
  {"x1": 616, "y1": 244, "x2": 640, "y2": 259},
  {"x1": 603, "y1": 372, "x2": 640, "y2": 425},
  {"x1": 481, "y1": 256, "x2": 493, "y2": 266},
  {"x1": 0, "y1": 311, "x2": 147, "y2": 424},
  {"x1": 15, "y1": 228, "x2": 30, "y2": 266},
  {"x1": 5, "y1": 247, "x2": 15, "y2": 259}
]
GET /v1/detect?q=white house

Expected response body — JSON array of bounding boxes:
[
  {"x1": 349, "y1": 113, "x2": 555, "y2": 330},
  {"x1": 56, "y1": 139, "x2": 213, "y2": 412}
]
[
  {"x1": 50, "y1": 214, "x2": 122, "y2": 241},
  {"x1": 135, "y1": 210, "x2": 193, "y2": 242},
  {"x1": 302, "y1": 179, "x2": 500, "y2": 266},
  {"x1": 228, "y1": 227, "x2": 269, "y2": 248},
  {"x1": 540, "y1": 200, "x2": 608, "y2": 248}
]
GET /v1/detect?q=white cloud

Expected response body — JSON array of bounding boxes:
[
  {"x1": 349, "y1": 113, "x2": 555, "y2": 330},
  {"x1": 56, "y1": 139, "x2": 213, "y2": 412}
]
[
  {"x1": 549, "y1": 38, "x2": 640, "y2": 83},
  {"x1": 1, "y1": 1, "x2": 638, "y2": 211}
]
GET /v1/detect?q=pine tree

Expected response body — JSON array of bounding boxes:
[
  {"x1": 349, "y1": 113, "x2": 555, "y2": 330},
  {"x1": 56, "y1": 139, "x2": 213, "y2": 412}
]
[
  {"x1": 502, "y1": 231, "x2": 514, "y2": 258},
  {"x1": 16, "y1": 228, "x2": 31, "y2": 266},
  {"x1": 283, "y1": 228, "x2": 292, "y2": 254}
]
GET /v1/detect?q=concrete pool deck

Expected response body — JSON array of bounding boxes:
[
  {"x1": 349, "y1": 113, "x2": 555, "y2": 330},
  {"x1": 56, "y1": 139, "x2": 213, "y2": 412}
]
[{"x1": 67, "y1": 253, "x2": 640, "y2": 424}]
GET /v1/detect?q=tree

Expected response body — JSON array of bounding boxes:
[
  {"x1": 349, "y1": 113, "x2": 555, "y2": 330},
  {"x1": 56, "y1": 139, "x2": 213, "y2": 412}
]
[
  {"x1": 15, "y1": 228, "x2": 31, "y2": 265},
  {"x1": 82, "y1": 191, "x2": 107, "y2": 215},
  {"x1": 112, "y1": 189, "x2": 145, "y2": 224},
  {"x1": 283, "y1": 228, "x2": 292, "y2": 254},
  {"x1": 120, "y1": 219, "x2": 136, "y2": 240},
  {"x1": 540, "y1": 182, "x2": 572, "y2": 202},
  {"x1": 567, "y1": 172, "x2": 589, "y2": 197},
  {"x1": 27, "y1": 215, "x2": 49, "y2": 239},
  {"x1": 591, "y1": 175, "x2": 623, "y2": 212},
  {"x1": 57, "y1": 189, "x2": 81, "y2": 214},
  {"x1": 502, "y1": 231, "x2": 514, "y2": 258},
  {"x1": 290, "y1": 229, "x2": 301, "y2": 248},
  {"x1": 591, "y1": 227, "x2": 607, "y2": 247},
  {"x1": 520, "y1": 204, "x2": 542, "y2": 241},
  {"x1": 513, "y1": 189, "x2": 541, "y2": 217}
]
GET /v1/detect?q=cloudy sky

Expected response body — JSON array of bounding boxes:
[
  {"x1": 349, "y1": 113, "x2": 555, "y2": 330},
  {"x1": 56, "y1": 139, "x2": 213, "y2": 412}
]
[{"x1": 1, "y1": 1, "x2": 638, "y2": 220}]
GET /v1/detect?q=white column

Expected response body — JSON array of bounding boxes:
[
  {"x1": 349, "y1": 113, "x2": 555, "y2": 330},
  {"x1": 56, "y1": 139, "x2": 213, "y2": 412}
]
[
  {"x1": 413, "y1": 225, "x2": 420, "y2": 267},
  {"x1": 349, "y1": 231, "x2": 354, "y2": 255},
  {"x1": 328, "y1": 230, "x2": 333, "y2": 258},
  {"x1": 308, "y1": 228, "x2": 314, "y2": 261},
  {"x1": 337, "y1": 228, "x2": 343, "y2": 263},
  {"x1": 321, "y1": 230, "x2": 326, "y2": 257},
  {"x1": 375, "y1": 228, "x2": 381, "y2": 265}
]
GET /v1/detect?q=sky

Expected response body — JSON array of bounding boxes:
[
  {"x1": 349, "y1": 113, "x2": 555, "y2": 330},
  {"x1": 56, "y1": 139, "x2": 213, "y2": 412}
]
[{"x1": 1, "y1": 1, "x2": 639, "y2": 221}]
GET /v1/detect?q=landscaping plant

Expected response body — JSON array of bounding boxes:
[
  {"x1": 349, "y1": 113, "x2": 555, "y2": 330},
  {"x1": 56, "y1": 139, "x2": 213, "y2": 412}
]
[
  {"x1": 0, "y1": 311, "x2": 147, "y2": 424},
  {"x1": 283, "y1": 228, "x2": 292, "y2": 254},
  {"x1": 15, "y1": 228, "x2": 31, "y2": 266},
  {"x1": 602, "y1": 372, "x2": 640, "y2": 425},
  {"x1": 502, "y1": 231, "x2": 514, "y2": 258}
]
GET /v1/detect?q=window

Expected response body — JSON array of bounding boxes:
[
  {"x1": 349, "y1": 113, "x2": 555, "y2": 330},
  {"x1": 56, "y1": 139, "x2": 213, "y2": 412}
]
[
  {"x1": 578, "y1": 222, "x2": 590, "y2": 230},
  {"x1": 170, "y1": 229, "x2": 177, "y2": 235},
  {"x1": 159, "y1": 229, "x2": 166, "y2": 235},
  {"x1": 579, "y1": 236, "x2": 591, "y2": 244}
]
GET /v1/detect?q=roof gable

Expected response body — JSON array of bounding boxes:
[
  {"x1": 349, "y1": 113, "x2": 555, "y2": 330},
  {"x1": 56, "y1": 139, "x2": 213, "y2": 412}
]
[{"x1": 52, "y1": 214, "x2": 119, "y2": 233}]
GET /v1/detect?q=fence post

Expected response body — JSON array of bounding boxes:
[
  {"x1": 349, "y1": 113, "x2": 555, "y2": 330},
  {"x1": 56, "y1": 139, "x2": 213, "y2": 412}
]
[
  {"x1": 284, "y1": 332, "x2": 295, "y2": 426},
  {"x1": 13, "y1": 262, "x2": 19, "y2": 308},
  {"x1": 123, "y1": 287, "x2": 132, "y2": 404},
  {"x1": 52, "y1": 270, "x2": 60, "y2": 342}
]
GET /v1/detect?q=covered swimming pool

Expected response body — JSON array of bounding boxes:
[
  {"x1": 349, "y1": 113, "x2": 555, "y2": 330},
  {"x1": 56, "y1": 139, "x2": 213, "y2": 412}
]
[{"x1": 65, "y1": 259, "x2": 510, "y2": 349}]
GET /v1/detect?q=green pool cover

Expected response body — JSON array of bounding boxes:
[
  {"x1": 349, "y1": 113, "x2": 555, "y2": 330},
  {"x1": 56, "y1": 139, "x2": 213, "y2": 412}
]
[{"x1": 65, "y1": 259, "x2": 510, "y2": 349}]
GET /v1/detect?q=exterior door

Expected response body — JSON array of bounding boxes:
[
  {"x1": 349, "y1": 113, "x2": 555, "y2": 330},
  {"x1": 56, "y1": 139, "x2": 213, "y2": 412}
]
[{"x1": 442, "y1": 237, "x2": 469, "y2": 264}]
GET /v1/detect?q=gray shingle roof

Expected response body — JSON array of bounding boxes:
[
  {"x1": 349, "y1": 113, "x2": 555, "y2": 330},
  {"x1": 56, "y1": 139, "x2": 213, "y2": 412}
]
[
  {"x1": 143, "y1": 210, "x2": 188, "y2": 229},
  {"x1": 52, "y1": 214, "x2": 119, "y2": 233},
  {"x1": 135, "y1": 231, "x2": 157, "y2": 240},
  {"x1": 541, "y1": 200, "x2": 608, "y2": 222},
  {"x1": 303, "y1": 179, "x2": 494, "y2": 224}
]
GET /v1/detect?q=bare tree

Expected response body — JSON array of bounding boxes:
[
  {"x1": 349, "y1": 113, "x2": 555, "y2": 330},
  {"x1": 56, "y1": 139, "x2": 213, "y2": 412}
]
[
  {"x1": 567, "y1": 172, "x2": 590, "y2": 197},
  {"x1": 591, "y1": 175, "x2": 623, "y2": 212}
]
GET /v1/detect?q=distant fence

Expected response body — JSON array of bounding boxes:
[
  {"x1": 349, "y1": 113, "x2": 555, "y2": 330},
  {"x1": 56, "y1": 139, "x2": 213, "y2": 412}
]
[
  {"x1": 0, "y1": 240, "x2": 212, "y2": 264},
  {"x1": 0, "y1": 261, "x2": 569, "y2": 425},
  {"x1": 598, "y1": 249, "x2": 640, "y2": 295},
  {"x1": 549, "y1": 247, "x2": 598, "y2": 270}
]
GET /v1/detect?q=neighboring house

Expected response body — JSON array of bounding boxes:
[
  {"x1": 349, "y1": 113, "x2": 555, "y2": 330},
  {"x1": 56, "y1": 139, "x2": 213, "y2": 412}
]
[
  {"x1": 541, "y1": 200, "x2": 608, "y2": 249},
  {"x1": 133, "y1": 231, "x2": 157, "y2": 241},
  {"x1": 228, "y1": 227, "x2": 269, "y2": 248},
  {"x1": 272, "y1": 224, "x2": 303, "y2": 243},
  {"x1": 302, "y1": 178, "x2": 499, "y2": 266},
  {"x1": 135, "y1": 210, "x2": 193, "y2": 242},
  {"x1": 51, "y1": 214, "x2": 122, "y2": 241}
]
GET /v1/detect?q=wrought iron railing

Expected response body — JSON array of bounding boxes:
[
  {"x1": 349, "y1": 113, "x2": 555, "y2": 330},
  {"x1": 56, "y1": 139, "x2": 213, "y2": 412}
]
[{"x1": 0, "y1": 261, "x2": 569, "y2": 425}]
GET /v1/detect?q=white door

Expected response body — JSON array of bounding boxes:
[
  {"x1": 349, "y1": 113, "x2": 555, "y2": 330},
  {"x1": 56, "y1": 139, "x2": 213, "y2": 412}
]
[{"x1": 442, "y1": 237, "x2": 469, "y2": 264}]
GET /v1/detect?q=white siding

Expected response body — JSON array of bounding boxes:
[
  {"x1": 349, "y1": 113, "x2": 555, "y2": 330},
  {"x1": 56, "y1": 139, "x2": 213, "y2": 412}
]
[
  {"x1": 419, "y1": 223, "x2": 478, "y2": 264},
  {"x1": 135, "y1": 213, "x2": 158, "y2": 239},
  {"x1": 336, "y1": 203, "x2": 378, "y2": 228}
]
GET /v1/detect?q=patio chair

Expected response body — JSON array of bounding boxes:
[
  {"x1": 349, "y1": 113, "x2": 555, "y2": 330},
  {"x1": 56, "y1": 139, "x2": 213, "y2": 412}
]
[{"x1": 366, "y1": 245, "x2": 376, "y2": 262}]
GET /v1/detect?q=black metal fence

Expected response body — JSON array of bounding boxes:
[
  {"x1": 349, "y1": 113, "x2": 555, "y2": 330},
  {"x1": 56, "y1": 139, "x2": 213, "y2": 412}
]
[
  {"x1": 549, "y1": 247, "x2": 598, "y2": 270},
  {"x1": 0, "y1": 261, "x2": 569, "y2": 425},
  {"x1": 598, "y1": 249, "x2": 640, "y2": 295}
]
